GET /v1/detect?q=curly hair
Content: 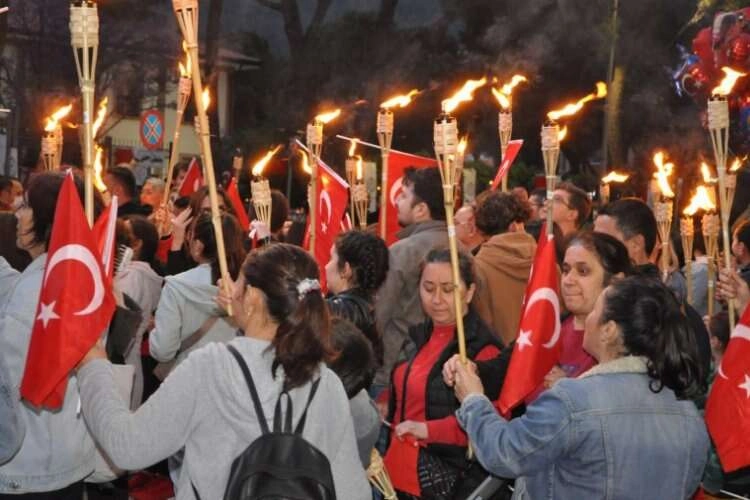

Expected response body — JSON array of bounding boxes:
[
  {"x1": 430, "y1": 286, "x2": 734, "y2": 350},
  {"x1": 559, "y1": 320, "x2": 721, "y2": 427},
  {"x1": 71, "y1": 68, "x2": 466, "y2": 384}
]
[
  {"x1": 334, "y1": 230, "x2": 389, "y2": 295},
  {"x1": 474, "y1": 190, "x2": 531, "y2": 236}
]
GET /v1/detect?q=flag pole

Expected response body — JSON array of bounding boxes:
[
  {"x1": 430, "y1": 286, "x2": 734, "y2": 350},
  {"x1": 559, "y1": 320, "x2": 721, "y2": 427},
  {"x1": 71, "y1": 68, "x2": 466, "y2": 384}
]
[{"x1": 162, "y1": 53, "x2": 193, "y2": 209}]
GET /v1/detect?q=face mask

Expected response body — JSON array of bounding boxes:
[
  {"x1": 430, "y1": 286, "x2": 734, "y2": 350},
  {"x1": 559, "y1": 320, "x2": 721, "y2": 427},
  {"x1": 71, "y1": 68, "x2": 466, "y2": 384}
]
[{"x1": 12, "y1": 196, "x2": 23, "y2": 210}]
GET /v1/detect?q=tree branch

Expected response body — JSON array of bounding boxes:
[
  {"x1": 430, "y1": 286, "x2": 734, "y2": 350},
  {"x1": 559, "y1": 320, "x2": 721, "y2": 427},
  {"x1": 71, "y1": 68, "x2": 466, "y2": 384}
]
[
  {"x1": 256, "y1": 0, "x2": 283, "y2": 12},
  {"x1": 377, "y1": 0, "x2": 398, "y2": 28}
]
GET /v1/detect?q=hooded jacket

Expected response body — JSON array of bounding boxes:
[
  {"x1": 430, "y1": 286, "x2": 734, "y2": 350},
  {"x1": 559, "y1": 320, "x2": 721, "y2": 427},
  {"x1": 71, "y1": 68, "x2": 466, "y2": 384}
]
[
  {"x1": 149, "y1": 263, "x2": 236, "y2": 365},
  {"x1": 473, "y1": 231, "x2": 536, "y2": 345}
]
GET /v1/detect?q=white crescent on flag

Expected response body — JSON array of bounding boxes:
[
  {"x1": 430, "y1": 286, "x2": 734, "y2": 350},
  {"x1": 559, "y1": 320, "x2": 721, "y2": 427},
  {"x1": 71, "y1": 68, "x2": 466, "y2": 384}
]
[
  {"x1": 44, "y1": 243, "x2": 105, "y2": 316},
  {"x1": 319, "y1": 190, "x2": 332, "y2": 230},
  {"x1": 390, "y1": 178, "x2": 403, "y2": 208},
  {"x1": 521, "y1": 287, "x2": 561, "y2": 349}
]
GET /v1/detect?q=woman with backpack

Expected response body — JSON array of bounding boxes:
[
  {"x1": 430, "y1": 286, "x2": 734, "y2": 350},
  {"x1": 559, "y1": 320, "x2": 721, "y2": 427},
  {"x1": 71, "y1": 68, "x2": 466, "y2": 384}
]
[{"x1": 77, "y1": 243, "x2": 369, "y2": 499}]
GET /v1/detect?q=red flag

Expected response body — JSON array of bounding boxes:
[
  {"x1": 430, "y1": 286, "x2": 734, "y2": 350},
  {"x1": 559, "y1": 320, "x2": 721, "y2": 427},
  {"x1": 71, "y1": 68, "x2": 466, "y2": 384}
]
[
  {"x1": 178, "y1": 158, "x2": 203, "y2": 197},
  {"x1": 497, "y1": 233, "x2": 561, "y2": 417},
  {"x1": 491, "y1": 139, "x2": 523, "y2": 190},
  {"x1": 20, "y1": 174, "x2": 116, "y2": 408},
  {"x1": 92, "y1": 195, "x2": 119, "y2": 280},
  {"x1": 705, "y1": 304, "x2": 750, "y2": 472},
  {"x1": 381, "y1": 150, "x2": 436, "y2": 246},
  {"x1": 226, "y1": 178, "x2": 250, "y2": 231},
  {"x1": 310, "y1": 159, "x2": 349, "y2": 291}
]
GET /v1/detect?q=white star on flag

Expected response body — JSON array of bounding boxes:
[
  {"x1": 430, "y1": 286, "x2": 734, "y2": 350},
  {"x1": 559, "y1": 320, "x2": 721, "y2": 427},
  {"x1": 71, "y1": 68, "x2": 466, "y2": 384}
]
[
  {"x1": 739, "y1": 374, "x2": 750, "y2": 399},
  {"x1": 37, "y1": 301, "x2": 60, "y2": 328},
  {"x1": 517, "y1": 329, "x2": 533, "y2": 351}
]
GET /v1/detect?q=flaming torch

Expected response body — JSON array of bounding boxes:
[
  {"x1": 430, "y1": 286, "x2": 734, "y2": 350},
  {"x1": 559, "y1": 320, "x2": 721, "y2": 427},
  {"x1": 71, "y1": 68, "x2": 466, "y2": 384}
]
[
  {"x1": 92, "y1": 97, "x2": 108, "y2": 194},
  {"x1": 163, "y1": 47, "x2": 193, "y2": 209},
  {"x1": 250, "y1": 145, "x2": 280, "y2": 241},
  {"x1": 378, "y1": 89, "x2": 419, "y2": 239},
  {"x1": 491, "y1": 75, "x2": 527, "y2": 192},
  {"x1": 70, "y1": 0, "x2": 99, "y2": 225},
  {"x1": 600, "y1": 170, "x2": 629, "y2": 205},
  {"x1": 652, "y1": 151, "x2": 675, "y2": 282},
  {"x1": 306, "y1": 108, "x2": 341, "y2": 254},
  {"x1": 172, "y1": 0, "x2": 232, "y2": 313},
  {"x1": 41, "y1": 104, "x2": 73, "y2": 172},
  {"x1": 703, "y1": 209, "x2": 721, "y2": 316},
  {"x1": 682, "y1": 186, "x2": 716, "y2": 307},
  {"x1": 345, "y1": 138, "x2": 359, "y2": 224},
  {"x1": 707, "y1": 67, "x2": 746, "y2": 328},
  {"x1": 352, "y1": 156, "x2": 368, "y2": 230},
  {"x1": 194, "y1": 89, "x2": 210, "y2": 166},
  {"x1": 544, "y1": 82, "x2": 607, "y2": 236},
  {"x1": 434, "y1": 77, "x2": 486, "y2": 364},
  {"x1": 367, "y1": 449, "x2": 397, "y2": 500}
]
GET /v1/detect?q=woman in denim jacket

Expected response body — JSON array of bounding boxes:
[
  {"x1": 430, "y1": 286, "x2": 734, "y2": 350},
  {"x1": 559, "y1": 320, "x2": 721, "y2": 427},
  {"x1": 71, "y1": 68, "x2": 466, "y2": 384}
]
[{"x1": 445, "y1": 277, "x2": 709, "y2": 499}]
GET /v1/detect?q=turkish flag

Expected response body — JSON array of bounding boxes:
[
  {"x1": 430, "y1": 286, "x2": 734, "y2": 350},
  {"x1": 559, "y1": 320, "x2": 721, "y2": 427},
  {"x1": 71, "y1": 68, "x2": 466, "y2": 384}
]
[
  {"x1": 226, "y1": 178, "x2": 250, "y2": 232},
  {"x1": 497, "y1": 233, "x2": 561, "y2": 417},
  {"x1": 20, "y1": 173, "x2": 117, "y2": 408},
  {"x1": 705, "y1": 304, "x2": 750, "y2": 472},
  {"x1": 305, "y1": 159, "x2": 349, "y2": 292},
  {"x1": 381, "y1": 150, "x2": 436, "y2": 246},
  {"x1": 491, "y1": 140, "x2": 523, "y2": 190},
  {"x1": 92, "y1": 195, "x2": 119, "y2": 280},
  {"x1": 178, "y1": 157, "x2": 203, "y2": 197}
]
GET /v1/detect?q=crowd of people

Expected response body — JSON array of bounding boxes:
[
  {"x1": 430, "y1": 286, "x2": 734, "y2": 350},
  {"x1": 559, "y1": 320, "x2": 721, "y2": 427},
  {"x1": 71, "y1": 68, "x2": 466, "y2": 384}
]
[{"x1": 0, "y1": 161, "x2": 749, "y2": 500}]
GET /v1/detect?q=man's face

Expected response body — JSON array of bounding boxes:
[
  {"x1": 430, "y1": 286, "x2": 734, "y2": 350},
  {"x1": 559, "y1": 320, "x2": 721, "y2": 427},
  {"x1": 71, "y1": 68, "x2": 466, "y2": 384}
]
[
  {"x1": 0, "y1": 186, "x2": 12, "y2": 206},
  {"x1": 11, "y1": 180, "x2": 22, "y2": 199},
  {"x1": 140, "y1": 182, "x2": 163, "y2": 208},
  {"x1": 103, "y1": 173, "x2": 118, "y2": 197},
  {"x1": 454, "y1": 206, "x2": 475, "y2": 245},
  {"x1": 396, "y1": 181, "x2": 418, "y2": 227},
  {"x1": 550, "y1": 189, "x2": 576, "y2": 227}
]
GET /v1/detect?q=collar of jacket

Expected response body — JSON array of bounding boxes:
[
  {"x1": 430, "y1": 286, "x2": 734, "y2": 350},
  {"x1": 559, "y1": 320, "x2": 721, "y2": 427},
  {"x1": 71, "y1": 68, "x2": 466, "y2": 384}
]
[
  {"x1": 396, "y1": 219, "x2": 447, "y2": 240},
  {"x1": 578, "y1": 355, "x2": 648, "y2": 379},
  {"x1": 406, "y1": 310, "x2": 483, "y2": 353}
]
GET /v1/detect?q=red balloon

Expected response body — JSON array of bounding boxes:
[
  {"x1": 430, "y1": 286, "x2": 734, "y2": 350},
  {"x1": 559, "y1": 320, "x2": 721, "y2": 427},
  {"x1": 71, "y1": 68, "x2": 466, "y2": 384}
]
[
  {"x1": 728, "y1": 33, "x2": 750, "y2": 69},
  {"x1": 682, "y1": 63, "x2": 711, "y2": 97}
]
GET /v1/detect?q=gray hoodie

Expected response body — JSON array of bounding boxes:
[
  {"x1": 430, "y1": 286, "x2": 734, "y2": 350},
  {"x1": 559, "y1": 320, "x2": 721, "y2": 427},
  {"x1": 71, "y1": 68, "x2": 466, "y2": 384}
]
[
  {"x1": 149, "y1": 263, "x2": 236, "y2": 364},
  {"x1": 78, "y1": 337, "x2": 371, "y2": 499}
]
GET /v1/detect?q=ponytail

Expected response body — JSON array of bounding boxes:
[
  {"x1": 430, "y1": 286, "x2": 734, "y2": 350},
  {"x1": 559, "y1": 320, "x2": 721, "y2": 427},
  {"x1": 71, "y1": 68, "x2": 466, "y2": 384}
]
[{"x1": 602, "y1": 277, "x2": 706, "y2": 399}]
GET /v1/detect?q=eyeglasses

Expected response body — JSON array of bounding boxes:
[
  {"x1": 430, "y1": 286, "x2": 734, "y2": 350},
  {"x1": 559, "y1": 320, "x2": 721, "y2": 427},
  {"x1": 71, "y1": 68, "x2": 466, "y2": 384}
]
[{"x1": 550, "y1": 194, "x2": 573, "y2": 209}]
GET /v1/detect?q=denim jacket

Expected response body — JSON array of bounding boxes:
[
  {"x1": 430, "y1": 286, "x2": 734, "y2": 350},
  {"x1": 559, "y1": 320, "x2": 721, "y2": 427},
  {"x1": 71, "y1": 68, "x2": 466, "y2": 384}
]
[
  {"x1": 457, "y1": 356, "x2": 709, "y2": 500},
  {"x1": 0, "y1": 254, "x2": 95, "y2": 493}
]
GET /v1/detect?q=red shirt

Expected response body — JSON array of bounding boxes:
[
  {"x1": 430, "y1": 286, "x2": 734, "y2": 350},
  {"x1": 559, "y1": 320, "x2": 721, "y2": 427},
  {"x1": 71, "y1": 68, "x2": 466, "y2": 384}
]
[{"x1": 392, "y1": 323, "x2": 500, "y2": 446}]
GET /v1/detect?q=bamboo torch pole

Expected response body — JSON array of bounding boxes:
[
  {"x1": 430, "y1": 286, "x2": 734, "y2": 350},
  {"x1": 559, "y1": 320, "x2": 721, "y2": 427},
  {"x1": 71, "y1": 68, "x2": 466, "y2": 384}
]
[
  {"x1": 172, "y1": 0, "x2": 232, "y2": 312},
  {"x1": 162, "y1": 51, "x2": 193, "y2": 208}
]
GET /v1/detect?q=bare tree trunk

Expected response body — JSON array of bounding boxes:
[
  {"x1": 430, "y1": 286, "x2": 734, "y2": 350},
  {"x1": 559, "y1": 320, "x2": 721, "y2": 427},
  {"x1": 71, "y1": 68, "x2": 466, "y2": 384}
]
[{"x1": 377, "y1": 0, "x2": 398, "y2": 28}]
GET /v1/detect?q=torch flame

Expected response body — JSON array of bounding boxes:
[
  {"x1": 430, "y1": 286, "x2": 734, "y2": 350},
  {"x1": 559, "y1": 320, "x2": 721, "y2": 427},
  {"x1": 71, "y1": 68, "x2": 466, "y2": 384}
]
[
  {"x1": 558, "y1": 126, "x2": 568, "y2": 142},
  {"x1": 178, "y1": 51, "x2": 192, "y2": 78},
  {"x1": 683, "y1": 185, "x2": 715, "y2": 216},
  {"x1": 356, "y1": 155, "x2": 363, "y2": 180},
  {"x1": 300, "y1": 150, "x2": 312, "y2": 175},
  {"x1": 314, "y1": 109, "x2": 341, "y2": 124},
  {"x1": 348, "y1": 138, "x2": 358, "y2": 157},
  {"x1": 491, "y1": 88, "x2": 511, "y2": 110},
  {"x1": 602, "y1": 171, "x2": 629, "y2": 183},
  {"x1": 492, "y1": 74, "x2": 527, "y2": 110},
  {"x1": 547, "y1": 82, "x2": 607, "y2": 121},
  {"x1": 729, "y1": 157, "x2": 743, "y2": 173},
  {"x1": 458, "y1": 137, "x2": 468, "y2": 155},
  {"x1": 44, "y1": 104, "x2": 73, "y2": 132},
  {"x1": 711, "y1": 67, "x2": 747, "y2": 96},
  {"x1": 701, "y1": 162, "x2": 717, "y2": 183},
  {"x1": 201, "y1": 89, "x2": 211, "y2": 112},
  {"x1": 442, "y1": 77, "x2": 488, "y2": 113},
  {"x1": 652, "y1": 151, "x2": 675, "y2": 199},
  {"x1": 380, "y1": 89, "x2": 419, "y2": 110},
  {"x1": 92, "y1": 97, "x2": 108, "y2": 138},
  {"x1": 251, "y1": 145, "x2": 281, "y2": 177},
  {"x1": 93, "y1": 145, "x2": 107, "y2": 192}
]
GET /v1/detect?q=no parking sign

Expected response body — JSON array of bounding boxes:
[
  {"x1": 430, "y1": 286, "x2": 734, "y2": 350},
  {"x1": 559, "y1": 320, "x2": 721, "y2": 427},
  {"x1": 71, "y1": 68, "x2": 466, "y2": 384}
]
[{"x1": 139, "y1": 109, "x2": 164, "y2": 151}]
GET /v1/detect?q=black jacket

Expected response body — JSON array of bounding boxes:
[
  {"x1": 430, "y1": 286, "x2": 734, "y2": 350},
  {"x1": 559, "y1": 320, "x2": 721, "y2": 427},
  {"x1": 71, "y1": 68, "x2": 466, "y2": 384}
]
[
  {"x1": 387, "y1": 310, "x2": 511, "y2": 469},
  {"x1": 327, "y1": 289, "x2": 382, "y2": 366}
]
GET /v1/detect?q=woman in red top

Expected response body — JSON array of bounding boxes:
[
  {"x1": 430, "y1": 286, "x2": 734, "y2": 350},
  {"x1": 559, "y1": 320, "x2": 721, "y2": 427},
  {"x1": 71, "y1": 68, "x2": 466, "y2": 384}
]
[
  {"x1": 384, "y1": 248, "x2": 510, "y2": 499},
  {"x1": 541, "y1": 231, "x2": 632, "y2": 389}
]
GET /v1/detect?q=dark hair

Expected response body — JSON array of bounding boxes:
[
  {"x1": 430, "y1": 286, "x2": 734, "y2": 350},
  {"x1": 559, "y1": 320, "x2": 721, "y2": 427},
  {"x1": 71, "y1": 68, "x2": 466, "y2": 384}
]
[
  {"x1": 421, "y1": 247, "x2": 475, "y2": 288},
  {"x1": 125, "y1": 215, "x2": 159, "y2": 265},
  {"x1": 25, "y1": 172, "x2": 102, "y2": 249},
  {"x1": 557, "y1": 181, "x2": 591, "y2": 228},
  {"x1": 334, "y1": 231, "x2": 389, "y2": 295},
  {"x1": 0, "y1": 176, "x2": 11, "y2": 193},
  {"x1": 191, "y1": 212, "x2": 247, "y2": 283},
  {"x1": 106, "y1": 166, "x2": 136, "y2": 199},
  {"x1": 328, "y1": 317, "x2": 375, "y2": 398},
  {"x1": 188, "y1": 186, "x2": 236, "y2": 218},
  {"x1": 173, "y1": 196, "x2": 190, "y2": 211},
  {"x1": 708, "y1": 311, "x2": 730, "y2": 353},
  {"x1": 530, "y1": 188, "x2": 546, "y2": 202},
  {"x1": 567, "y1": 231, "x2": 633, "y2": 284},
  {"x1": 243, "y1": 243, "x2": 333, "y2": 390},
  {"x1": 734, "y1": 219, "x2": 750, "y2": 251},
  {"x1": 403, "y1": 166, "x2": 446, "y2": 221},
  {"x1": 249, "y1": 189, "x2": 289, "y2": 234},
  {"x1": 474, "y1": 190, "x2": 530, "y2": 236},
  {"x1": 601, "y1": 277, "x2": 706, "y2": 399},
  {"x1": 598, "y1": 197, "x2": 658, "y2": 254}
]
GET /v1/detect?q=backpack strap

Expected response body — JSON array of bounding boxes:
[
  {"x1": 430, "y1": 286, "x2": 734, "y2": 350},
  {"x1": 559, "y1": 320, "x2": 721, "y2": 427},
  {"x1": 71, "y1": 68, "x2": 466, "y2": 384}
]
[
  {"x1": 226, "y1": 344, "x2": 269, "y2": 435},
  {"x1": 293, "y1": 377, "x2": 322, "y2": 435},
  {"x1": 273, "y1": 392, "x2": 294, "y2": 433}
]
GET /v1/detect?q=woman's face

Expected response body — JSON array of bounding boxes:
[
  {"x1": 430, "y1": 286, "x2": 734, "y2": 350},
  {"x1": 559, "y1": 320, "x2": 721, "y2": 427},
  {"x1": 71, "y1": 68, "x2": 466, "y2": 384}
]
[
  {"x1": 15, "y1": 205, "x2": 35, "y2": 252},
  {"x1": 325, "y1": 246, "x2": 347, "y2": 295},
  {"x1": 419, "y1": 262, "x2": 474, "y2": 326},
  {"x1": 561, "y1": 244, "x2": 606, "y2": 317}
]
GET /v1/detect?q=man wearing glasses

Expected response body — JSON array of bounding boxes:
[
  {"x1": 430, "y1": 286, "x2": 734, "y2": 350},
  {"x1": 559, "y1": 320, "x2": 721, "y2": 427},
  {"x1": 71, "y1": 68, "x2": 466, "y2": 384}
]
[{"x1": 547, "y1": 182, "x2": 591, "y2": 237}]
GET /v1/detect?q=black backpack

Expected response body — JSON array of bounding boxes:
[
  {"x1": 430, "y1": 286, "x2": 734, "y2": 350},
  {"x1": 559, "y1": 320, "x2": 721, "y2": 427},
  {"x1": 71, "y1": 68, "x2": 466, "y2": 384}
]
[{"x1": 219, "y1": 344, "x2": 336, "y2": 500}]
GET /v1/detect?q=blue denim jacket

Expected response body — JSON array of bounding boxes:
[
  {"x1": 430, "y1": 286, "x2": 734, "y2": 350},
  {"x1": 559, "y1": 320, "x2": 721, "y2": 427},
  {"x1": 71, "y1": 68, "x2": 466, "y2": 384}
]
[{"x1": 457, "y1": 356, "x2": 709, "y2": 499}]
